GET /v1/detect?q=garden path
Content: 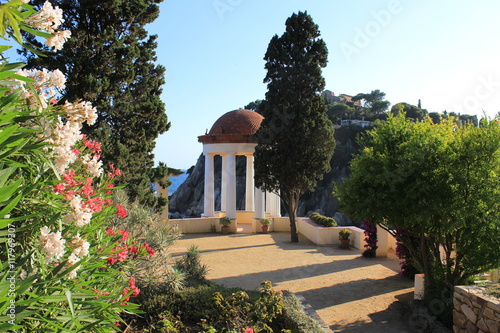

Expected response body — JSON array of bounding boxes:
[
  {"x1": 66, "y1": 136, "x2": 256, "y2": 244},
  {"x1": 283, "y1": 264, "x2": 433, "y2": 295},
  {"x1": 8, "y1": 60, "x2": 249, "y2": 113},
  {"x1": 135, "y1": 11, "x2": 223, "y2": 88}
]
[{"x1": 170, "y1": 231, "x2": 415, "y2": 333}]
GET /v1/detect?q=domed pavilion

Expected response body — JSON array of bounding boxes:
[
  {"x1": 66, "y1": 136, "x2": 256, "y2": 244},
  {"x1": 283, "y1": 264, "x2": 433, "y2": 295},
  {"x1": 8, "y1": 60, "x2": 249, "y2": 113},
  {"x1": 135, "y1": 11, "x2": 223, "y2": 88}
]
[{"x1": 198, "y1": 109, "x2": 281, "y2": 227}]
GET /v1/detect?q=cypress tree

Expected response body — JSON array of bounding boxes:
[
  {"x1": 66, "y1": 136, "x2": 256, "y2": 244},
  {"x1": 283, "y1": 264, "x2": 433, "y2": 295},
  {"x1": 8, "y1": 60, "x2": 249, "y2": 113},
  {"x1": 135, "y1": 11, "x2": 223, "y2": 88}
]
[
  {"x1": 24, "y1": 0, "x2": 170, "y2": 209},
  {"x1": 254, "y1": 11, "x2": 335, "y2": 242}
]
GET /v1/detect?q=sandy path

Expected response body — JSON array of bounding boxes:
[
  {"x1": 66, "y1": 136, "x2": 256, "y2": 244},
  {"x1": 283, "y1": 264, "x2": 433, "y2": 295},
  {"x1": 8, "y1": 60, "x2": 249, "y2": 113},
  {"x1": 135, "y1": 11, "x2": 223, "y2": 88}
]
[{"x1": 170, "y1": 232, "x2": 414, "y2": 332}]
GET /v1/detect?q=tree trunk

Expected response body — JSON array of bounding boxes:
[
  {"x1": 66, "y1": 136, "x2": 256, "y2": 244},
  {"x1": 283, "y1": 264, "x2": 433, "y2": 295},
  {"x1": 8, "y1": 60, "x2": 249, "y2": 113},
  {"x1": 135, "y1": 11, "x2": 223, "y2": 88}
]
[
  {"x1": 284, "y1": 192, "x2": 299, "y2": 243},
  {"x1": 289, "y1": 208, "x2": 298, "y2": 243}
]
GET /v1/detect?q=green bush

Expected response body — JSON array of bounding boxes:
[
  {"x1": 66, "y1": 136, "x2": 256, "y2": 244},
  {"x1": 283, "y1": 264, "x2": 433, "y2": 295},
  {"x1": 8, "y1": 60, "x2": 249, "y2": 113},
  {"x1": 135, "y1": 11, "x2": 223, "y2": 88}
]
[
  {"x1": 308, "y1": 212, "x2": 337, "y2": 227},
  {"x1": 173, "y1": 245, "x2": 209, "y2": 285},
  {"x1": 277, "y1": 291, "x2": 325, "y2": 333}
]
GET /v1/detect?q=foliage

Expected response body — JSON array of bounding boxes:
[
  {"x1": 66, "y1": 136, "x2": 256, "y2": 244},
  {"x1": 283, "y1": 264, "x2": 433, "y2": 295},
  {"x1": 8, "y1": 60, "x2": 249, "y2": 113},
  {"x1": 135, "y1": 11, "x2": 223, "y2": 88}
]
[
  {"x1": 254, "y1": 11, "x2": 335, "y2": 243},
  {"x1": 338, "y1": 228, "x2": 351, "y2": 240},
  {"x1": 203, "y1": 281, "x2": 284, "y2": 332},
  {"x1": 361, "y1": 221, "x2": 377, "y2": 258},
  {"x1": 278, "y1": 291, "x2": 325, "y2": 333},
  {"x1": 308, "y1": 212, "x2": 337, "y2": 227},
  {"x1": 23, "y1": 0, "x2": 171, "y2": 209},
  {"x1": 173, "y1": 245, "x2": 209, "y2": 285},
  {"x1": 485, "y1": 283, "x2": 500, "y2": 299},
  {"x1": 0, "y1": 3, "x2": 160, "y2": 331},
  {"x1": 108, "y1": 188, "x2": 181, "y2": 292},
  {"x1": 336, "y1": 114, "x2": 500, "y2": 326},
  {"x1": 352, "y1": 89, "x2": 390, "y2": 117},
  {"x1": 394, "y1": 228, "x2": 420, "y2": 279},
  {"x1": 390, "y1": 102, "x2": 427, "y2": 122},
  {"x1": 219, "y1": 216, "x2": 231, "y2": 226},
  {"x1": 259, "y1": 218, "x2": 272, "y2": 226}
]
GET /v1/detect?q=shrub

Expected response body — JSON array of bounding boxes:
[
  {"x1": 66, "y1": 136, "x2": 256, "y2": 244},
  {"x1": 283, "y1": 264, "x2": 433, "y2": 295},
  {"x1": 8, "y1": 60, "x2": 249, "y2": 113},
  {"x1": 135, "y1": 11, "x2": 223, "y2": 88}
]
[
  {"x1": 277, "y1": 291, "x2": 325, "y2": 333},
  {"x1": 362, "y1": 221, "x2": 378, "y2": 258},
  {"x1": 259, "y1": 218, "x2": 272, "y2": 226},
  {"x1": 308, "y1": 212, "x2": 337, "y2": 227},
  {"x1": 219, "y1": 216, "x2": 231, "y2": 226},
  {"x1": 173, "y1": 245, "x2": 209, "y2": 285},
  {"x1": 338, "y1": 228, "x2": 352, "y2": 240},
  {"x1": 109, "y1": 189, "x2": 181, "y2": 292}
]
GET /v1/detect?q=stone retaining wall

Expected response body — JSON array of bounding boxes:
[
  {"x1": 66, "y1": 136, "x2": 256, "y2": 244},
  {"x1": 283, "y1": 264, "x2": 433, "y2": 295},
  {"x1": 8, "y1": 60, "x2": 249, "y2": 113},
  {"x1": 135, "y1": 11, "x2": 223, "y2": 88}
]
[{"x1": 453, "y1": 285, "x2": 499, "y2": 333}]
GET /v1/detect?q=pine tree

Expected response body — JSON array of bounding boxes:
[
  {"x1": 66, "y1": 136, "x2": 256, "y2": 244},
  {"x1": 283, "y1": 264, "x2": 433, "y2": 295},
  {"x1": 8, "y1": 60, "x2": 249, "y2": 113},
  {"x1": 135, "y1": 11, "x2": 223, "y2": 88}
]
[
  {"x1": 24, "y1": 0, "x2": 170, "y2": 209},
  {"x1": 254, "y1": 11, "x2": 335, "y2": 242}
]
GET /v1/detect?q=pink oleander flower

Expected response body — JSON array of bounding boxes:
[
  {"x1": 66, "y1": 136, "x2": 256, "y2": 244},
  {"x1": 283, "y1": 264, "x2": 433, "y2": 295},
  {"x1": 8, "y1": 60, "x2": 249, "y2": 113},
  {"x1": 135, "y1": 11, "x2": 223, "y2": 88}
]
[
  {"x1": 106, "y1": 227, "x2": 116, "y2": 235},
  {"x1": 39, "y1": 226, "x2": 66, "y2": 263},
  {"x1": 118, "y1": 230, "x2": 129, "y2": 241},
  {"x1": 116, "y1": 204, "x2": 127, "y2": 218},
  {"x1": 105, "y1": 183, "x2": 114, "y2": 194}
]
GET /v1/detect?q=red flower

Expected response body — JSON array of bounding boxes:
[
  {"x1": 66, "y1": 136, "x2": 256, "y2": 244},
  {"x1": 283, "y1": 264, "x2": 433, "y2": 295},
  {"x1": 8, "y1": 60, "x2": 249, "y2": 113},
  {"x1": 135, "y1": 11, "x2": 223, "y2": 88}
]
[
  {"x1": 106, "y1": 227, "x2": 116, "y2": 235},
  {"x1": 245, "y1": 329, "x2": 254, "y2": 333},
  {"x1": 116, "y1": 204, "x2": 127, "y2": 218},
  {"x1": 53, "y1": 182, "x2": 65, "y2": 194},
  {"x1": 118, "y1": 229, "x2": 129, "y2": 241},
  {"x1": 105, "y1": 183, "x2": 114, "y2": 194}
]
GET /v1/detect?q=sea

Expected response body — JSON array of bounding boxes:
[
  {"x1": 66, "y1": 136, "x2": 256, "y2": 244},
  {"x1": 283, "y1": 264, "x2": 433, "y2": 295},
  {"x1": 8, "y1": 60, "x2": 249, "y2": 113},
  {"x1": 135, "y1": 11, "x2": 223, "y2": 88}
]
[{"x1": 168, "y1": 172, "x2": 189, "y2": 196}]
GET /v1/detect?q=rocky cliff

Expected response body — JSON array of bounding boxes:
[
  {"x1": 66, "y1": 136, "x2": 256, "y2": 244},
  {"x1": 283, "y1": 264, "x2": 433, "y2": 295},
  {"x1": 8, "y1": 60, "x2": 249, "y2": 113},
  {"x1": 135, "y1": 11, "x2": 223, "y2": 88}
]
[{"x1": 169, "y1": 125, "x2": 366, "y2": 226}]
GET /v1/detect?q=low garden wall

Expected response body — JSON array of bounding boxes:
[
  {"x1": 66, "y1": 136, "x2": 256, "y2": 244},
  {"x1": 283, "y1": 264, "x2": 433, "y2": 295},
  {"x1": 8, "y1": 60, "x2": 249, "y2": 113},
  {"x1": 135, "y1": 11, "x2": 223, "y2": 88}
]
[
  {"x1": 453, "y1": 285, "x2": 499, "y2": 333},
  {"x1": 166, "y1": 216, "x2": 397, "y2": 256}
]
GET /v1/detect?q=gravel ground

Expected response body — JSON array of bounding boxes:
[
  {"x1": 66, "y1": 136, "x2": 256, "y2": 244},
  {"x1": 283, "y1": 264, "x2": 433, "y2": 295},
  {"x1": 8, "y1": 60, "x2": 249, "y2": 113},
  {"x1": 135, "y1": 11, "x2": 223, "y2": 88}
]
[{"x1": 169, "y1": 231, "x2": 415, "y2": 332}]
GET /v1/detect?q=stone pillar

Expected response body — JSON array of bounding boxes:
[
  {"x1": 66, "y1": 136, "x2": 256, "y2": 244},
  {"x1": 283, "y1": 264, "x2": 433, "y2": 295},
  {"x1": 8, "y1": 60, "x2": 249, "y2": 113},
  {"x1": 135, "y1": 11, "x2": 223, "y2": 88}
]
[
  {"x1": 221, "y1": 154, "x2": 227, "y2": 212},
  {"x1": 203, "y1": 153, "x2": 215, "y2": 217},
  {"x1": 254, "y1": 187, "x2": 265, "y2": 219},
  {"x1": 226, "y1": 153, "x2": 237, "y2": 219},
  {"x1": 245, "y1": 154, "x2": 255, "y2": 211}
]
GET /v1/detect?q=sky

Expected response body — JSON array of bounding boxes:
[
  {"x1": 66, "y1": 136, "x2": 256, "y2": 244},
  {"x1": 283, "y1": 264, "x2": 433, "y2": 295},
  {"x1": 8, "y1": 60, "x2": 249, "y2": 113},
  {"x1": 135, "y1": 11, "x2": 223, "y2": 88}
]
[{"x1": 147, "y1": 1, "x2": 500, "y2": 169}]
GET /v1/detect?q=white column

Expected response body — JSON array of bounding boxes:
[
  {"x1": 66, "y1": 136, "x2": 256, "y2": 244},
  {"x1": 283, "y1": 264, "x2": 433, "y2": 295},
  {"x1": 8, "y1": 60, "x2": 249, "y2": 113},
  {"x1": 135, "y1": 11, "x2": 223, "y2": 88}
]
[
  {"x1": 203, "y1": 154, "x2": 215, "y2": 217},
  {"x1": 254, "y1": 187, "x2": 265, "y2": 219},
  {"x1": 266, "y1": 191, "x2": 281, "y2": 217},
  {"x1": 221, "y1": 154, "x2": 227, "y2": 212},
  {"x1": 275, "y1": 190, "x2": 281, "y2": 217},
  {"x1": 245, "y1": 155, "x2": 255, "y2": 211},
  {"x1": 226, "y1": 153, "x2": 237, "y2": 219}
]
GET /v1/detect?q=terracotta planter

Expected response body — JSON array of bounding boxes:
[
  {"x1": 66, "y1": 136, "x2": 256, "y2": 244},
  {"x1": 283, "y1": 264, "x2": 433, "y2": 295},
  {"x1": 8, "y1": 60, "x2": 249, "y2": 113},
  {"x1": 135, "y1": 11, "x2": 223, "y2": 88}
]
[
  {"x1": 262, "y1": 226, "x2": 269, "y2": 234},
  {"x1": 340, "y1": 239, "x2": 350, "y2": 248},
  {"x1": 221, "y1": 225, "x2": 230, "y2": 235}
]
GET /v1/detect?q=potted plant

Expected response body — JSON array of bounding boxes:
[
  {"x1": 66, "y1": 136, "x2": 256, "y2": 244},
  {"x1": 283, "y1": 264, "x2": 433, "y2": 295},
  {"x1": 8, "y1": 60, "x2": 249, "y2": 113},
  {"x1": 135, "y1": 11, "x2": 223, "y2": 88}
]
[
  {"x1": 259, "y1": 218, "x2": 271, "y2": 233},
  {"x1": 219, "y1": 216, "x2": 231, "y2": 234},
  {"x1": 339, "y1": 228, "x2": 352, "y2": 248}
]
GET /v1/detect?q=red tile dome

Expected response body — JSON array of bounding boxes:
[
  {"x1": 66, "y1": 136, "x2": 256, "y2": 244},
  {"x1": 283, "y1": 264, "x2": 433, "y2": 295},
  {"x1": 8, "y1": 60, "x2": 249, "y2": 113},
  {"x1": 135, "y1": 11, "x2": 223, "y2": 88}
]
[{"x1": 199, "y1": 109, "x2": 264, "y2": 144}]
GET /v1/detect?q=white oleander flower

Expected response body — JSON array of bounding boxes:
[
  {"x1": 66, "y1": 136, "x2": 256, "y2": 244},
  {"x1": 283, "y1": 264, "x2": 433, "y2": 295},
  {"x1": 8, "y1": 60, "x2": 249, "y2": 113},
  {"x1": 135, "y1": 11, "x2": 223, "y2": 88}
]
[{"x1": 39, "y1": 226, "x2": 66, "y2": 263}]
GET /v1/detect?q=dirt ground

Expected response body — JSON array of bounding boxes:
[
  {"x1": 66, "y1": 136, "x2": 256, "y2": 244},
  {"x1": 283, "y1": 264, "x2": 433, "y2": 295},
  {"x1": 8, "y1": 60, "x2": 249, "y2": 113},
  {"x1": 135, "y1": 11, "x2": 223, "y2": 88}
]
[{"x1": 169, "y1": 231, "x2": 415, "y2": 333}]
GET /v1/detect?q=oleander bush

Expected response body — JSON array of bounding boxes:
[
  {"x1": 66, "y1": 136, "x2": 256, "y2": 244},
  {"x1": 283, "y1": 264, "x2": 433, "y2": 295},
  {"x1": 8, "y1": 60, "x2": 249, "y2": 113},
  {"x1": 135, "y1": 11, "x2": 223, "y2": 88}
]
[{"x1": 308, "y1": 212, "x2": 337, "y2": 227}]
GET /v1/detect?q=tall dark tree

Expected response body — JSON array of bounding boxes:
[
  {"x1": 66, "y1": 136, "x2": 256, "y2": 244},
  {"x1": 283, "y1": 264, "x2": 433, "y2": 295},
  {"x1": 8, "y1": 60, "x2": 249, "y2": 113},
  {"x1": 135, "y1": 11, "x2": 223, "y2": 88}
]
[
  {"x1": 24, "y1": 0, "x2": 170, "y2": 209},
  {"x1": 254, "y1": 11, "x2": 335, "y2": 242}
]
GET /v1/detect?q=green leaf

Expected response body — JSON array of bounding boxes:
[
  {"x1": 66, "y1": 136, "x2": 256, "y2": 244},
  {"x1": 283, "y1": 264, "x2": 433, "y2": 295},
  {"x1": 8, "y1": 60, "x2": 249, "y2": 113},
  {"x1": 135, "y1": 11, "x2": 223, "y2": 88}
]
[
  {"x1": 65, "y1": 289, "x2": 76, "y2": 318},
  {"x1": 20, "y1": 25, "x2": 54, "y2": 38},
  {"x1": 0, "y1": 193, "x2": 22, "y2": 218},
  {"x1": 0, "y1": 178, "x2": 22, "y2": 202},
  {"x1": 0, "y1": 166, "x2": 16, "y2": 187}
]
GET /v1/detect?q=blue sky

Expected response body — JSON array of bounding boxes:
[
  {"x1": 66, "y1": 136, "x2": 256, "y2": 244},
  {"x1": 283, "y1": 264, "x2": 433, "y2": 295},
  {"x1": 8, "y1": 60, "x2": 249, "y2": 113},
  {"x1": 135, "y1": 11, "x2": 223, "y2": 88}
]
[
  {"x1": 19, "y1": 0, "x2": 495, "y2": 171},
  {"x1": 150, "y1": 0, "x2": 500, "y2": 169}
]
